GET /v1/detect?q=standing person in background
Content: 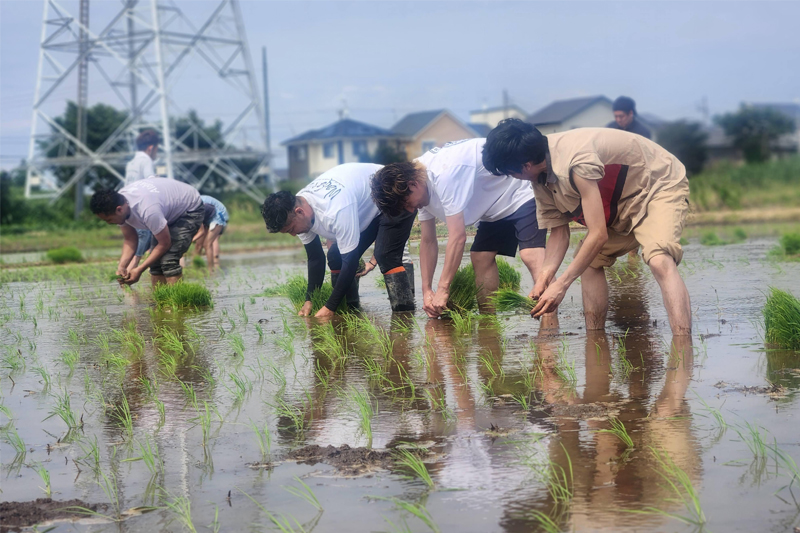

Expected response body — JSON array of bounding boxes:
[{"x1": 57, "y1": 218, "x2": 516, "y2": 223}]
[
  {"x1": 90, "y1": 177, "x2": 204, "y2": 287},
  {"x1": 192, "y1": 195, "x2": 229, "y2": 272},
  {"x1": 124, "y1": 130, "x2": 160, "y2": 272},
  {"x1": 606, "y1": 96, "x2": 652, "y2": 139}
]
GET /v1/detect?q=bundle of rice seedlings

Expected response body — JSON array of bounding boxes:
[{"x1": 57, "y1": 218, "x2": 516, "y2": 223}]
[
  {"x1": 261, "y1": 274, "x2": 335, "y2": 314},
  {"x1": 46, "y1": 246, "x2": 84, "y2": 264},
  {"x1": 447, "y1": 258, "x2": 521, "y2": 314},
  {"x1": 153, "y1": 282, "x2": 212, "y2": 309},
  {"x1": 763, "y1": 288, "x2": 800, "y2": 350},
  {"x1": 192, "y1": 256, "x2": 207, "y2": 268},
  {"x1": 490, "y1": 288, "x2": 537, "y2": 312}
]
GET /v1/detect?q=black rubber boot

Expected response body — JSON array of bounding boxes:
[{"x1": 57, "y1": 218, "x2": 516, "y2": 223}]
[
  {"x1": 384, "y1": 269, "x2": 415, "y2": 312},
  {"x1": 331, "y1": 272, "x2": 360, "y2": 309},
  {"x1": 403, "y1": 262, "x2": 415, "y2": 296}
]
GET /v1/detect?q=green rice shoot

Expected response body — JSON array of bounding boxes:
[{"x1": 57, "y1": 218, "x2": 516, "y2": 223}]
[
  {"x1": 152, "y1": 282, "x2": 212, "y2": 309},
  {"x1": 46, "y1": 246, "x2": 84, "y2": 264},
  {"x1": 261, "y1": 274, "x2": 341, "y2": 314},
  {"x1": 490, "y1": 287, "x2": 537, "y2": 312},
  {"x1": 447, "y1": 257, "x2": 521, "y2": 314},
  {"x1": 763, "y1": 288, "x2": 800, "y2": 350}
]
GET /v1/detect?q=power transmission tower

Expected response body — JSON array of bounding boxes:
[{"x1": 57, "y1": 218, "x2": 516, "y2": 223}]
[{"x1": 26, "y1": 0, "x2": 271, "y2": 209}]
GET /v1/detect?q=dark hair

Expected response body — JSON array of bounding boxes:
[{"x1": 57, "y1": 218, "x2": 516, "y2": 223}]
[
  {"x1": 261, "y1": 190, "x2": 297, "y2": 233},
  {"x1": 90, "y1": 189, "x2": 125, "y2": 215},
  {"x1": 482, "y1": 118, "x2": 547, "y2": 176},
  {"x1": 136, "y1": 129, "x2": 160, "y2": 151},
  {"x1": 371, "y1": 162, "x2": 421, "y2": 218},
  {"x1": 612, "y1": 96, "x2": 637, "y2": 115}
]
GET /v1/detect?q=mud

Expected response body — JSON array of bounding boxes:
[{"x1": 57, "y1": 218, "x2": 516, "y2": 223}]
[
  {"x1": 287, "y1": 444, "x2": 397, "y2": 476},
  {"x1": 0, "y1": 498, "x2": 105, "y2": 532}
]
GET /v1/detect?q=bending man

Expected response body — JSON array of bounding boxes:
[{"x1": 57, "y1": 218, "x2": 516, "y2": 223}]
[
  {"x1": 90, "y1": 177, "x2": 204, "y2": 286},
  {"x1": 261, "y1": 163, "x2": 415, "y2": 318},
  {"x1": 371, "y1": 139, "x2": 547, "y2": 318},
  {"x1": 482, "y1": 119, "x2": 691, "y2": 335}
]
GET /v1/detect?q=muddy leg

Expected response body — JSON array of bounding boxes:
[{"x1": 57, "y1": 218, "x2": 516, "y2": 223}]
[
  {"x1": 648, "y1": 254, "x2": 692, "y2": 336},
  {"x1": 471, "y1": 251, "x2": 499, "y2": 313},
  {"x1": 581, "y1": 266, "x2": 608, "y2": 330}
]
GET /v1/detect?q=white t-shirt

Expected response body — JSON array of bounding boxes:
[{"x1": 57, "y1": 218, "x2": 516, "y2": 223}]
[
  {"x1": 124, "y1": 151, "x2": 156, "y2": 186},
  {"x1": 119, "y1": 178, "x2": 202, "y2": 234},
  {"x1": 297, "y1": 163, "x2": 382, "y2": 255},
  {"x1": 416, "y1": 139, "x2": 534, "y2": 226}
]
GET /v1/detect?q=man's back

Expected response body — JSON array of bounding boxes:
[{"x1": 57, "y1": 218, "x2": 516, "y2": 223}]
[{"x1": 120, "y1": 178, "x2": 201, "y2": 233}]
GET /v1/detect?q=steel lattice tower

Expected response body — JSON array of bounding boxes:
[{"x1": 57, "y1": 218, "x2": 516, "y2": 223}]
[{"x1": 26, "y1": 0, "x2": 271, "y2": 205}]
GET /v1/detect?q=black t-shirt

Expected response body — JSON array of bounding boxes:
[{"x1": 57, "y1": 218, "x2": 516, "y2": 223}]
[{"x1": 605, "y1": 117, "x2": 652, "y2": 139}]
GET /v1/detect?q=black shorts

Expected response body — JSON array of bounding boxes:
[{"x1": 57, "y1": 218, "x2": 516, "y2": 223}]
[
  {"x1": 149, "y1": 205, "x2": 204, "y2": 277},
  {"x1": 470, "y1": 199, "x2": 547, "y2": 257}
]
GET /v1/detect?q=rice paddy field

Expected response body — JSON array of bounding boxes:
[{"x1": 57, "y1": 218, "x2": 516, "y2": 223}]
[{"x1": 1, "y1": 235, "x2": 800, "y2": 532}]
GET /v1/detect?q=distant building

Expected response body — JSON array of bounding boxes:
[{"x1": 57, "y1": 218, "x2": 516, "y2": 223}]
[
  {"x1": 526, "y1": 96, "x2": 613, "y2": 134},
  {"x1": 282, "y1": 118, "x2": 405, "y2": 180},
  {"x1": 469, "y1": 104, "x2": 528, "y2": 129},
  {"x1": 392, "y1": 109, "x2": 481, "y2": 159},
  {"x1": 749, "y1": 102, "x2": 800, "y2": 154}
]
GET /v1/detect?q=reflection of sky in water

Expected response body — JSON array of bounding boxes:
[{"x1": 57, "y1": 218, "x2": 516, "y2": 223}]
[{"x1": 1, "y1": 238, "x2": 799, "y2": 532}]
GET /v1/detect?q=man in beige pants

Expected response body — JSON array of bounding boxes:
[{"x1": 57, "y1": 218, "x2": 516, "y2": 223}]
[{"x1": 482, "y1": 120, "x2": 691, "y2": 336}]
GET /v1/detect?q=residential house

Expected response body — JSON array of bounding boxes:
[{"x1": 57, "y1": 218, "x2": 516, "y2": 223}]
[
  {"x1": 469, "y1": 104, "x2": 528, "y2": 129},
  {"x1": 282, "y1": 118, "x2": 404, "y2": 180},
  {"x1": 392, "y1": 109, "x2": 481, "y2": 159},
  {"x1": 526, "y1": 96, "x2": 614, "y2": 134}
]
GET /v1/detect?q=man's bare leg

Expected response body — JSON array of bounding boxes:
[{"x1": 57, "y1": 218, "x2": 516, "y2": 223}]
[
  {"x1": 581, "y1": 266, "x2": 608, "y2": 330},
  {"x1": 648, "y1": 254, "x2": 692, "y2": 335},
  {"x1": 520, "y1": 247, "x2": 544, "y2": 288},
  {"x1": 165, "y1": 274, "x2": 182, "y2": 285},
  {"x1": 151, "y1": 274, "x2": 167, "y2": 287},
  {"x1": 471, "y1": 251, "x2": 499, "y2": 312}
]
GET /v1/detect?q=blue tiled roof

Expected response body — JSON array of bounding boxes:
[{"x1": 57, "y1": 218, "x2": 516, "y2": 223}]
[
  {"x1": 282, "y1": 118, "x2": 397, "y2": 145},
  {"x1": 527, "y1": 96, "x2": 612, "y2": 125}
]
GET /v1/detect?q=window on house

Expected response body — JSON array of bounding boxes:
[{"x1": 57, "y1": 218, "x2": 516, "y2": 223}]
[
  {"x1": 296, "y1": 146, "x2": 307, "y2": 161},
  {"x1": 323, "y1": 142, "x2": 335, "y2": 159},
  {"x1": 352, "y1": 140, "x2": 367, "y2": 156},
  {"x1": 421, "y1": 141, "x2": 436, "y2": 153}
]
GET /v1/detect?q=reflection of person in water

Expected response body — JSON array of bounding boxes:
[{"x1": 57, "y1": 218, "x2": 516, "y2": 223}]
[{"x1": 501, "y1": 334, "x2": 700, "y2": 531}]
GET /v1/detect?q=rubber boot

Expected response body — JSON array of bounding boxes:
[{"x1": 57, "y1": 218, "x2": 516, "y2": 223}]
[
  {"x1": 384, "y1": 268, "x2": 415, "y2": 312},
  {"x1": 331, "y1": 272, "x2": 360, "y2": 309},
  {"x1": 403, "y1": 262, "x2": 415, "y2": 296}
]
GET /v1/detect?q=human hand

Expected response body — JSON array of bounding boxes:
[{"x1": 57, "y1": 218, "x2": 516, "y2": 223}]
[
  {"x1": 122, "y1": 267, "x2": 143, "y2": 286},
  {"x1": 530, "y1": 273, "x2": 552, "y2": 300},
  {"x1": 422, "y1": 289, "x2": 439, "y2": 318},
  {"x1": 356, "y1": 261, "x2": 376, "y2": 278},
  {"x1": 431, "y1": 289, "x2": 449, "y2": 317},
  {"x1": 315, "y1": 306, "x2": 335, "y2": 319},
  {"x1": 531, "y1": 279, "x2": 566, "y2": 318},
  {"x1": 298, "y1": 301, "x2": 313, "y2": 317}
]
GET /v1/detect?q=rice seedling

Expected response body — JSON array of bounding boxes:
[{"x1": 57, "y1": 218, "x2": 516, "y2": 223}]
[
  {"x1": 394, "y1": 448, "x2": 434, "y2": 488},
  {"x1": 255, "y1": 322, "x2": 265, "y2": 340},
  {"x1": 32, "y1": 462, "x2": 52, "y2": 496},
  {"x1": 2, "y1": 346, "x2": 25, "y2": 373},
  {"x1": 763, "y1": 288, "x2": 800, "y2": 350},
  {"x1": 349, "y1": 386, "x2": 375, "y2": 447},
  {"x1": 250, "y1": 419, "x2": 272, "y2": 462},
  {"x1": 694, "y1": 393, "x2": 727, "y2": 430},
  {"x1": 124, "y1": 436, "x2": 163, "y2": 475},
  {"x1": 512, "y1": 392, "x2": 532, "y2": 411},
  {"x1": 226, "y1": 372, "x2": 253, "y2": 403},
  {"x1": 237, "y1": 300, "x2": 249, "y2": 324},
  {"x1": 734, "y1": 421, "x2": 770, "y2": 458},
  {"x1": 163, "y1": 492, "x2": 197, "y2": 533},
  {"x1": 449, "y1": 311, "x2": 476, "y2": 336},
  {"x1": 238, "y1": 488, "x2": 308, "y2": 533},
  {"x1": 111, "y1": 394, "x2": 134, "y2": 440},
  {"x1": 46, "y1": 246, "x2": 84, "y2": 264},
  {"x1": 271, "y1": 397, "x2": 309, "y2": 436},
  {"x1": 44, "y1": 389, "x2": 81, "y2": 430},
  {"x1": 425, "y1": 387, "x2": 455, "y2": 422},
  {"x1": 628, "y1": 447, "x2": 706, "y2": 527},
  {"x1": 77, "y1": 435, "x2": 101, "y2": 473},
  {"x1": 779, "y1": 232, "x2": 800, "y2": 256},
  {"x1": 314, "y1": 360, "x2": 333, "y2": 390},
  {"x1": 554, "y1": 340, "x2": 577, "y2": 386},
  {"x1": 192, "y1": 401, "x2": 214, "y2": 446},
  {"x1": 3, "y1": 425, "x2": 26, "y2": 456},
  {"x1": 178, "y1": 380, "x2": 199, "y2": 409},
  {"x1": 526, "y1": 510, "x2": 562, "y2": 533},
  {"x1": 155, "y1": 325, "x2": 186, "y2": 355},
  {"x1": 32, "y1": 365, "x2": 52, "y2": 390},
  {"x1": 193, "y1": 255, "x2": 207, "y2": 269},
  {"x1": 276, "y1": 335, "x2": 295, "y2": 355},
  {"x1": 229, "y1": 332, "x2": 245, "y2": 357},
  {"x1": 377, "y1": 497, "x2": 441, "y2": 533},
  {"x1": 284, "y1": 476, "x2": 324, "y2": 511},
  {"x1": 265, "y1": 359, "x2": 287, "y2": 390},
  {"x1": 312, "y1": 322, "x2": 349, "y2": 366},
  {"x1": 152, "y1": 282, "x2": 212, "y2": 309},
  {"x1": 446, "y1": 258, "x2": 521, "y2": 314},
  {"x1": 155, "y1": 399, "x2": 166, "y2": 423},
  {"x1": 595, "y1": 417, "x2": 634, "y2": 449},
  {"x1": 261, "y1": 274, "x2": 336, "y2": 314},
  {"x1": 490, "y1": 288, "x2": 537, "y2": 313}
]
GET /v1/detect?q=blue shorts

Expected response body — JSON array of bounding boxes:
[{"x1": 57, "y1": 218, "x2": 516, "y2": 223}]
[
  {"x1": 135, "y1": 228, "x2": 153, "y2": 257},
  {"x1": 209, "y1": 210, "x2": 227, "y2": 231},
  {"x1": 470, "y1": 199, "x2": 547, "y2": 257}
]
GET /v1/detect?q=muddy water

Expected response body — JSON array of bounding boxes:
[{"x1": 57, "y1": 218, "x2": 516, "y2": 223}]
[{"x1": 1, "y1": 238, "x2": 799, "y2": 532}]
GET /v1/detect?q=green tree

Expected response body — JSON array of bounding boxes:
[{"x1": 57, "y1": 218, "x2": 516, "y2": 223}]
[
  {"x1": 370, "y1": 143, "x2": 407, "y2": 165},
  {"x1": 657, "y1": 120, "x2": 709, "y2": 176},
  {"x1": 715, "y1": 105, "x2": 796, "y2": 163}
]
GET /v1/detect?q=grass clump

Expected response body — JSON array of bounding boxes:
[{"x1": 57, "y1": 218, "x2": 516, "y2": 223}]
[
  {"x1": 152, "y1": 282, "x2": 212, "y2": 309},
  {"x1": 781, "y1": 233, "x2": 800, "y2": 256},
  {"x1": 261, "y1": 274, "x2": 338, "y2": 314},
  {"x1": 763, "y1": 288, "x2": 800, "y2": 350},
  {"x1": 490, "y1": 288, "x2": 537, "y2": 312},
  {"x1": 46, "y1": 246, "x2": 83, "y2": 264},
  {"x1": 700, "y1": 231, "x2": 723, "y2": 246},
  {"x1": 192, "y1": 256, "x2": 207, "y2": 268},
  {"x1": 447, "y1": 257, "x2": 520, "y2": 314}
]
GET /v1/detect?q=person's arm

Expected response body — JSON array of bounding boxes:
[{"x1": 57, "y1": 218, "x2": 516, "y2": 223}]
[
  {"x1": 300, "y1": 236, "x2": 325, "y2": 317},
  {"x1": 532, "y1": 176, "x2": 608, "y2": 317},
  {"x1": 318, "y1": 248, "x2": 360, "y2": 316},
  {"x1": 419, "y1": 218, "x2": 439, "y2": 317},
  {"x1": 530, "y1": 224, "x2": 570, "y2": 299},
  {"x1": 123, "y1": 225, "x2": 172, "y2": 285},
  {"x1": 116, "y1": 225, "x2": 138, "y2": 280},
  {"x1": 356, "y1": 255, "x2": 377, "y2": 278},
  {"x1": 429, "y1": 212, "x2": 467, "y2": 316}
]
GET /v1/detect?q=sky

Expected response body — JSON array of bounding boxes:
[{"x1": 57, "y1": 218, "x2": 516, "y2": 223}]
[{"x1": 2, "y1": 0, "x2": 799, "y2": 171}]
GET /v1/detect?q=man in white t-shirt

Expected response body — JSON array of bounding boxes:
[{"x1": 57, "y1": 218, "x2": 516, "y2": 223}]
[
  {"x1": 371, "y1": 139, "x2": 547, "y2": 318},
  {"x1": 124, "y1": 129, "x2": 159, "y2": 272},
  {"x1": 261, "y1": 163, "x2": 416, "y2": 318},
  {"x1": 90, "y1": 178, "x2": 204, "y2": 286}
]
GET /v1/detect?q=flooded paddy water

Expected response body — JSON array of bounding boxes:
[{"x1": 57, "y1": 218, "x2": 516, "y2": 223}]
[{"x1": 1, "y1": 237, "x2": 799, "y2": 532}]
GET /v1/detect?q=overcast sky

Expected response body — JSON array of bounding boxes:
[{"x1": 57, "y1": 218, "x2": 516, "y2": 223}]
[{"x1": 2, "y1": 0, "x2": 799, "y2": 170}]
